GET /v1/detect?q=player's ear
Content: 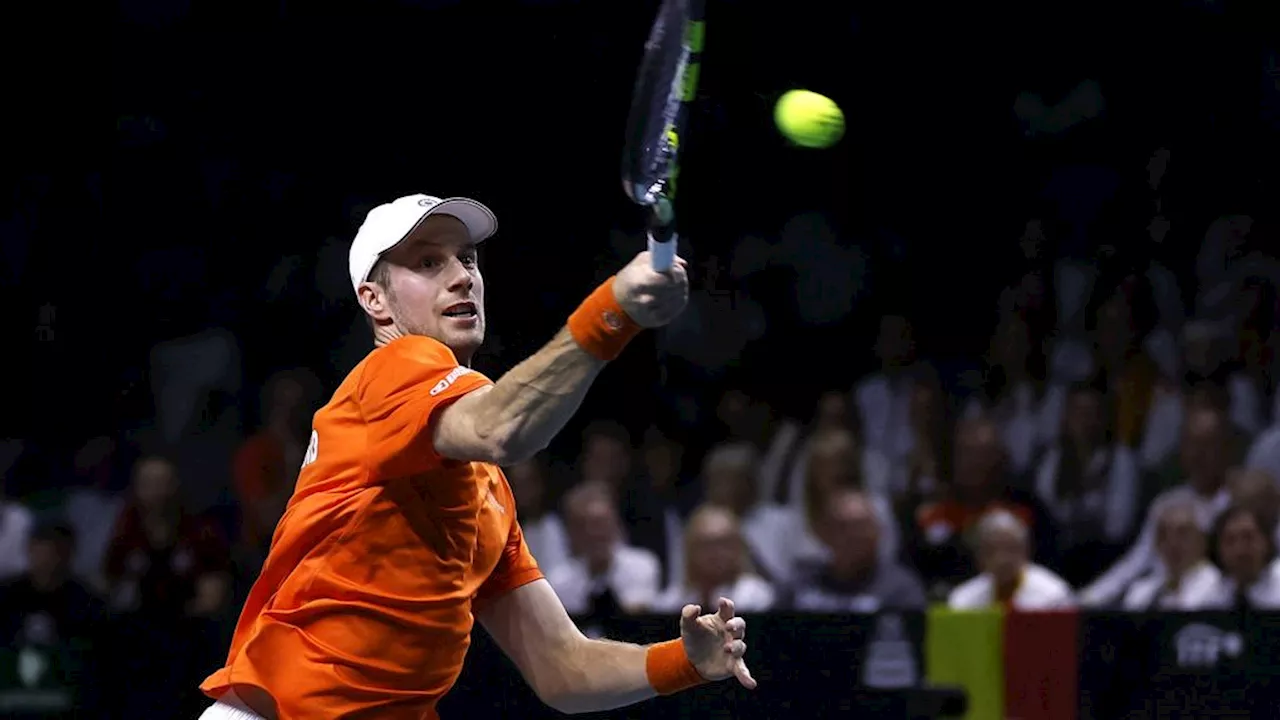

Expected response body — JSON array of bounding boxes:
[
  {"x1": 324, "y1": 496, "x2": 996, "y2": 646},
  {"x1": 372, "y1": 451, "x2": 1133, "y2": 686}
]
[{"x1": 358, "y1": 282, "x2": 393, "y2": 322}]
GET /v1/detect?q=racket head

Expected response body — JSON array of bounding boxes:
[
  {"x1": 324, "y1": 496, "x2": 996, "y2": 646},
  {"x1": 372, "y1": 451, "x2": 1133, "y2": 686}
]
[{"x1": 620, "y1": 0, "x2": 706, "y2": 212}]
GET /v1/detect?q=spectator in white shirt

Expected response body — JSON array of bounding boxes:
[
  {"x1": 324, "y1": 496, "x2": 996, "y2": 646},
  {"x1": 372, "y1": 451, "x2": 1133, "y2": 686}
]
[
  {"x1": 948, "y1": 509, "x2": 1073, "y2": 611},
  {"x1": 546, "y1": 481, "x2": 661, "y2": 624},
  {"x1": 1209, "y1": 504, "x2": 1280, "y2": 610},
  {"x1": 504, "y1": 454, "x2": 570, "y2": 576},
  {"x1": 699, "y1": 442, "x2": 793, "y2": 584},
  {"x1": 1122, "y1": 501, "x2": 1222, "y2": 611},
  {"x1": 1033, "y1": 380, "x2": 1140, "y2": 585},
  {"x1": 652, "y1": 505, "x2": 774, "y2": 614},
  {"x1": 1082, "y1": 406, "x2": 1234, "y2": 606}
]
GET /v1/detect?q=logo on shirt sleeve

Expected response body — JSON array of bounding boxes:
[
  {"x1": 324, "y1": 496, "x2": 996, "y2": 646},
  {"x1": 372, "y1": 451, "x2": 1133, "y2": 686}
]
[
  {"x1": 301, "y1": 430, "x2": 318, "y2": 469},
  {"x1": 430, "y1": 366, "x2": 474, "y2": 396}
]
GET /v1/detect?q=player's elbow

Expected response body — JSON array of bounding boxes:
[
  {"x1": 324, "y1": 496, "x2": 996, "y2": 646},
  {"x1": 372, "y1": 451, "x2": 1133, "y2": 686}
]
[
  {"x1": 534, "y1": 678, "x2": 597, "y2": 715},
  {"x1": 535, "y1": 684, "x2": 577, "y2": 715},
  {"x1": 433, "y1": 389, "x2": 544, "y2": 465}
]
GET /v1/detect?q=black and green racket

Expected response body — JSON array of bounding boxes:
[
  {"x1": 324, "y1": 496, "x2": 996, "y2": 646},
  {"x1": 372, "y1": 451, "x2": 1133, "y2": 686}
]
[{"x1": 621, "y1": 0, "x2": 706, "y2": 271}]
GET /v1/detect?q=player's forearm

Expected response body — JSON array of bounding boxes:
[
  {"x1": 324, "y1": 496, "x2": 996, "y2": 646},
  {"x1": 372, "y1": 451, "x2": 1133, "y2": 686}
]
[
  {"x1": 438, "y1": 277, "x2": 645, "y2": 465},
  {"x1": 539, "y1": 636, "x2": 656, "y2": 714},
  {"x1": 451, "y1": 328, "x2": 606, "y2": 464}
]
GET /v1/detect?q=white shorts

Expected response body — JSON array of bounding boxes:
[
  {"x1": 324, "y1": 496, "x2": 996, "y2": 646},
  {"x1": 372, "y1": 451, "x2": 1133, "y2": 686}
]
[{"x1": 198, "y1": 689, "x2": 267, "y2": 720}]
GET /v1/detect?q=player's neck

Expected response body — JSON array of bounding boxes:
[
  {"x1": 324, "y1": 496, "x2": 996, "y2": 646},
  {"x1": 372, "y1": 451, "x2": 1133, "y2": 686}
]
[{"x1": 372, "y1": 326, "x2": 475, "y2": 366}]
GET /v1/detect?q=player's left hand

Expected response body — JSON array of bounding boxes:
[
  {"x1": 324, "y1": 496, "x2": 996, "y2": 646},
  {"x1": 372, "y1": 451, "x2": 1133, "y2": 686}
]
[{"x1": 679, "y1": 597, "x2": 756, "y2": 689}]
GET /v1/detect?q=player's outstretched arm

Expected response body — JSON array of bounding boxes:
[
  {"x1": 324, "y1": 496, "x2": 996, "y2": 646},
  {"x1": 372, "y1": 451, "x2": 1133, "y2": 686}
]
[
  {"x1": 477, "y1": 579, "x2": 753, "y2": 715},
  {"x1": 435, "y1": 251, "x2": 688, "y2": 465}
]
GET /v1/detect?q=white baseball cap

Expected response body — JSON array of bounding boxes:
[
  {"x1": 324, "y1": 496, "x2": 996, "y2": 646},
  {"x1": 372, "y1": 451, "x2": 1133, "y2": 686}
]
[{"x1": 348, "y1": 193, "x2": 499, "y2": 293}]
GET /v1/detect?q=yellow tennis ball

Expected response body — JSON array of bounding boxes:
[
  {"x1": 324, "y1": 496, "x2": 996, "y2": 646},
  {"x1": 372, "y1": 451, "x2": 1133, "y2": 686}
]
[{"x1": 774, "y1": 90, "x2": 845, "y2": 149}]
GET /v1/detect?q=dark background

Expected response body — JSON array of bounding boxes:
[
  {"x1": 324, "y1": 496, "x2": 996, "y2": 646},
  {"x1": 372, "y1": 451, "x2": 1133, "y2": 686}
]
[{"x1": 6, "y1": 0, "x2": 1275, "y2": 469}]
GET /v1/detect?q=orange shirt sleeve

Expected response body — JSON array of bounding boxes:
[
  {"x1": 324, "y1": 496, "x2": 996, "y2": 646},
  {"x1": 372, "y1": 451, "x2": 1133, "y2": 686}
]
[
  {"x1": 474, "y1": 512, "x2": 544, "y2": 608},
  {"x1": 358, "y1": 336, "x2": 493, "y2": 481}
]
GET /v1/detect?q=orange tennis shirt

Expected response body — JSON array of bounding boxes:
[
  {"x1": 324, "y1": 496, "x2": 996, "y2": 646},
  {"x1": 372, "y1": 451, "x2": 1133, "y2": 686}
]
[{"x1": 201, "y1": 335, "x2": 544, "y2": 719}]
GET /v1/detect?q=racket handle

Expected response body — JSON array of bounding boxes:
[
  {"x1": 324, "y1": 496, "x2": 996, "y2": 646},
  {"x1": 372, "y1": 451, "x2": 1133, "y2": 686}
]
[{"x1": 648, "y1": 231, "x2": 677, "y2": 271}]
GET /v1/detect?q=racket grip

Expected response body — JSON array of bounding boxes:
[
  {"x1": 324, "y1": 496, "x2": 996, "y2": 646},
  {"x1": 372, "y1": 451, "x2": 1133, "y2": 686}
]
[{"x1": 648, "y1": 231, "x2": 677, "y2": 271}]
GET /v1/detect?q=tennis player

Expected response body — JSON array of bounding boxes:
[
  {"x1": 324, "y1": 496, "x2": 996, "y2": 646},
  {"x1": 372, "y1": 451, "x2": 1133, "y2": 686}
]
[{"x1": 198, "y1": 194, "x2": 753, "y2": 719}]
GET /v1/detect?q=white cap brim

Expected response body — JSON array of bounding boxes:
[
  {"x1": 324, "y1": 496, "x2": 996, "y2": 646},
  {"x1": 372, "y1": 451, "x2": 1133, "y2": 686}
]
[{"x1": 349, "y1": 194, "x2": 498, "y2": 294}]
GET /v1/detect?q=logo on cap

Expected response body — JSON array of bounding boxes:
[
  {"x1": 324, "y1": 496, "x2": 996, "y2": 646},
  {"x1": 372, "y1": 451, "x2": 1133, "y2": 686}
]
[{"x1": 418, "y1": 198, "x2": 436, "y2": 207}]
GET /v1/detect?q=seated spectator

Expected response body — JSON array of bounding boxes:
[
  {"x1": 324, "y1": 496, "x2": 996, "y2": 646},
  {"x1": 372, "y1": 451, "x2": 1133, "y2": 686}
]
[
  {"x1": 700, "y1": 441, "x2": 793, "y2": 583},
  {"x1": 0, "y1": 475, "x2": 34, "y2": 581},
  {"x1": 948, "y1": 510, "x2": 1073, "y2": 611},
  {"x1": 626, "y1": 428, "x2": 688, "y2": 586},
  {"x1": 1032, "y1": 380, "x2": 1140, "y2": 585},
  {"x1": 854, "y1": 313, "x2": 918, "y2": 465},
  {"x1": 233, "y1": 369, "x2": 318, "y2": 560},
  {"x1": 546, "y1": 481, "x2": 660, "y2": 625},
  {"x1": 1122, "y1": 502, "x2": 1221, "y2": 611},
  {"x1": 576, "y1": 420, "x2": 677, "y2": 575},
  {"x1": 1208, "y1": 504, "x2": 1280, "y2": 610},
  {"x1": 965, "y1": 312, "x2": 1064, "y2": 477},
  {"x1": 912, "y1": 416, "x2": 1054, "y2": 596},
  {"x1": 786, "y1": 489, "x2": 926, "y2": 612},
  {"x1": 1082, "y1": 406, "x2": 1233, "y2": 606},
  {"x1": 578, "y1": 420, "x2": 634, "y2": 492},
  {"x1": 893, "y1": 367, "x2": 952, "y2": 513},
  {"x1": 0, "y1": 522, "x2": 103, "y2": 711},
  {"x1": 764, "y1": 389, "x2": 892, "y2": 507},
  {"x1": 1228, "y1": 468, "x2": 1280, "y2": 545},
  {"x1": 62, "y1": 436, "x2": 127, "y2": 593},
  {"x1": 103, "y1": 455, "x2": 232, "y2": 618},
  {"x1": 714, "y1": 387, "x2": 775, "y2": 448},
  {"x1": 504, "y1": 454, "x2": 570, "y2": 574},
  {"x1": 790, "y1": 428, "x2": 900, "y2": 569},
  {"x1": 1145, "y1": 381, "x2": 1250, "y2": 496},
  {"x1": 1085, "y1": 275, "x2": 1163, "y2": 459},
  {"x1": 652, "y1": 505, "x2": 774, "y2": 613}
]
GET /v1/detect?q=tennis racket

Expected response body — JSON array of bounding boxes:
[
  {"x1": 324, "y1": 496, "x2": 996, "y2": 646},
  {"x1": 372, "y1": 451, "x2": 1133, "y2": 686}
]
[{"x1": 621, "y1": 0, "x2": 706, "y2": 272}]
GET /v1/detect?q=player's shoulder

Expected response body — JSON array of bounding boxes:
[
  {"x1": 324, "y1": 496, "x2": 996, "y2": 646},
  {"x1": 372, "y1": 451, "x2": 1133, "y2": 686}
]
[{"x1": 354, "y1": 335, "x2": 466, "y2": 394}]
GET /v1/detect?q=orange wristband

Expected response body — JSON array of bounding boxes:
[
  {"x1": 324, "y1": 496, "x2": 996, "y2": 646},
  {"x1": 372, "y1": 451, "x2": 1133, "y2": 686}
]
[
  {"x1": 567, "y1": 276, "x2": 642, "y2": 361},
  {"x1": 645, "y1": 639, "x2": 706, "y2": 695}
]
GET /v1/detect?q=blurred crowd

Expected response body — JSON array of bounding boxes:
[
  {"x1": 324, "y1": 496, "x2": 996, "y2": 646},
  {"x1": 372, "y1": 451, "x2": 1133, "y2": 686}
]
[
  {"x1": 525, "y1": 209, "x2": 1280, "y2": 625},
  {"x1": 3, "y1": 203, "x2": 1280, "y2": 671}
]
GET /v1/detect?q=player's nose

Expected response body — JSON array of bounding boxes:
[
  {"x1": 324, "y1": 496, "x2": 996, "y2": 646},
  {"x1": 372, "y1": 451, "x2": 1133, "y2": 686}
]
[{"x1": 443, "y1": 259, "x2": 475, "y2": 293}]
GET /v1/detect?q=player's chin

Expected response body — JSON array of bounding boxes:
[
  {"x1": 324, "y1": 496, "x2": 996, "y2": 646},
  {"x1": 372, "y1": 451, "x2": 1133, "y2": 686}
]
[{"x1": 439, "y1": 322, "x2": 484, "y2": 352}]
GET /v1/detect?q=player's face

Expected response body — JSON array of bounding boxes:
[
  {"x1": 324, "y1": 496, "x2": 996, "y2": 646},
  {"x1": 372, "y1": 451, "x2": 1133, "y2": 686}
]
[{"x1": 380, "y1": 216, "x2": 485, "y2": 362}]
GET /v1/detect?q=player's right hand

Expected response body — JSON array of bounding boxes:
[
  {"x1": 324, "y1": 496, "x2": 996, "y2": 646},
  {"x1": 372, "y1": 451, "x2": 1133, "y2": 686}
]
[{"x1": 613, "y1": 251, "x2": 689, "y2": 328}]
